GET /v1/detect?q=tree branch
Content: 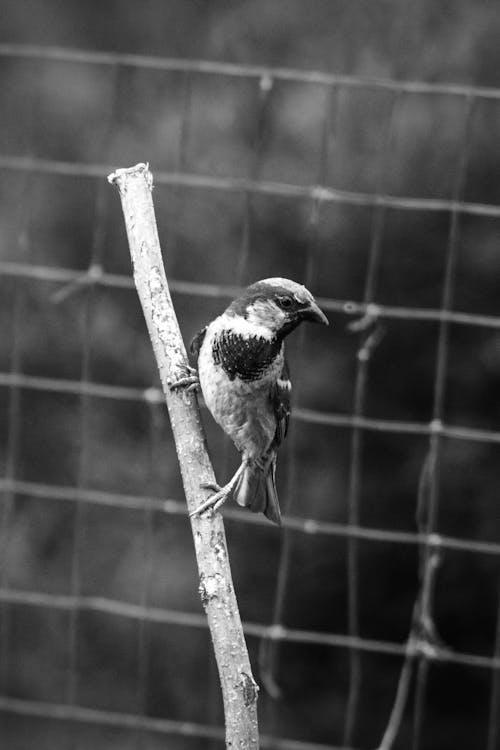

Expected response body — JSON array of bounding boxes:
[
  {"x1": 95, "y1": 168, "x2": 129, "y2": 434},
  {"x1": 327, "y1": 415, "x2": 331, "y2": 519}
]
[{"x1": 108, "y1": 162, "x2": 259, "y2": 748}]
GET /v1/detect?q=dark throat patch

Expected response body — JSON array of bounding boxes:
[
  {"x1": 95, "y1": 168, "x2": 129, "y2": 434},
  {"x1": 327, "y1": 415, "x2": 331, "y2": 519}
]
[{"x1": 212, "y1": 330, "x2": 282, "y2": 381}]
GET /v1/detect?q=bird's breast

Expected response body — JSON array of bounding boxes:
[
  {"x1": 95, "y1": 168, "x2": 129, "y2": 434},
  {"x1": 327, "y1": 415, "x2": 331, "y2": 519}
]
[{"x1": 197, "y1": 320, "x2": 284, "y2": 456}]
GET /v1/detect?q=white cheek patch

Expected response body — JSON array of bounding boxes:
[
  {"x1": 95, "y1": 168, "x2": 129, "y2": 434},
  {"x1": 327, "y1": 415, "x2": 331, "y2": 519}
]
[
  {"x1": 246, "y1": 299, "x2": 286, "y2": 331},
  {"x1": 216, "y1": 311, "x2": 273, "y2": 340}
]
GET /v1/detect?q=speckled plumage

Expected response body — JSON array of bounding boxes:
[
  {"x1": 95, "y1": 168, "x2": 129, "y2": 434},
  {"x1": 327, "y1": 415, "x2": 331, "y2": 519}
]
[{"x1": 191, "y1": 278, "x2": 328, "y2": 524}]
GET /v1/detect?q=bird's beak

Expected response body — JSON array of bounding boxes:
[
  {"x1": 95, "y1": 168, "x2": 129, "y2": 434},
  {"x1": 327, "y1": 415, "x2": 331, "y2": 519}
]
[{"x1": 302, "y1": 300, "x2": 329, "y2": 326}]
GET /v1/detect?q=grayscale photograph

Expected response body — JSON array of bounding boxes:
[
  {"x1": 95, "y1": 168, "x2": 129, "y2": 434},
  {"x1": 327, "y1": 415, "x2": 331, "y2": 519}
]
[{"x1": 0, "y1": 2, "x2": 499, "y2": 749}]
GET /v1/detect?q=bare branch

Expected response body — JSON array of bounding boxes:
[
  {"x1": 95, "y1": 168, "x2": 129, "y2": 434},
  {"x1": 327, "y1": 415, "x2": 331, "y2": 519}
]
[{"x1": 108, "y1": 162, "x2": 259, "y2": 749}]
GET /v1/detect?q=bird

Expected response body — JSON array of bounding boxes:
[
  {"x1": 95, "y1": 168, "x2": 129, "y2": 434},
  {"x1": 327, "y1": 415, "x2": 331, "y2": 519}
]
[{"x1": 174, "y1": 278, "x2": 329, "y2": 525}]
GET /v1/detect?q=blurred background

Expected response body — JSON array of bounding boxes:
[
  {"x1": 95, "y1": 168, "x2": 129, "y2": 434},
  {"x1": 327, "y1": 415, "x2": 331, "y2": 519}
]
[{"x1": 0, "y1": 1, "x2": 500, "y2": 749}]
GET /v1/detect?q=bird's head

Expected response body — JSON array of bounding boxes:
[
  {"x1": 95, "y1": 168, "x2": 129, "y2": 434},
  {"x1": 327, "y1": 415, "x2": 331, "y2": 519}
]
[{"x1": 226, "y1": 278, "x2": 329, "y2": 338}]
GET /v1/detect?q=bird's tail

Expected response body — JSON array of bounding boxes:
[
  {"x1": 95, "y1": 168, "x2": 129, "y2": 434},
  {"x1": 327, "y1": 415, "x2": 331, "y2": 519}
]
[{"x1": 233, "y1": 454, "x2": 282, "y2": 526}]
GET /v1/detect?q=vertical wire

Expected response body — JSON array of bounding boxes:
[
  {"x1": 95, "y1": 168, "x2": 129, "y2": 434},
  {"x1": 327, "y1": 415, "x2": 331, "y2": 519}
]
[
  {"x1": 237, "y1": 72, "x2": 273, "y2": 284},
  {"x1": 374, "y1": 456, "x2": 432, "y2": 750},
  {"x1": 411, "y1": 93, "x2": 474, "y2": 750},
  {"x1": 164, "y1": 69, "x2": 193, "y2": 267},
  {"x1": 66, "y1": 288, "x2": 93, "y2": 707},
  {"x1": 177, "y1": 71, "x2": 193, "y2": 175},
  {"x1": 0, "y1": 57, "x2": 43, "y2": 696},
  {"x1": 342, "y1": 90, "x2": 402, "y2": 747},
  {"x1": 258, "y1": 83, "x2": 335, "y2": 710},
  {"x1": 66, "y1": 63, "x2": 122, "y2": 709},
  {"x1": 486, "y1": 576, "x2": 500, "y2": 750},
  {"x1": 136, "y1": 394, "x2": 162, "y2": 749},
  {"x1": 0, "y1": 289, "x2": 24, "y2": 695}
]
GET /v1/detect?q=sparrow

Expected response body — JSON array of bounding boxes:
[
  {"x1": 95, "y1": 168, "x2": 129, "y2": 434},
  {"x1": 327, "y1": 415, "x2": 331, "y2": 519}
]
[{"x1": 175, "y1": 278, "x2": 328, "y2": 525}]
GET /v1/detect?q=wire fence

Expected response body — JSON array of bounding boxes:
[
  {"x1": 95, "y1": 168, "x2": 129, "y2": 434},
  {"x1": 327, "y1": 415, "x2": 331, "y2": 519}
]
[{"x1": 0, "y1": 42, "x2": 500, "y2": 750}]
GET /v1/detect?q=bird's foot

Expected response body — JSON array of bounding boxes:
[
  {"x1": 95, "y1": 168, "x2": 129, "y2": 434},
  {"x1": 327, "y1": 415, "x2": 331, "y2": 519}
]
[
  {"x1": 189, "y1": 481, "x2": 232, "y2": 518},
  {"x1": 168, "y1": 365, "x2": 200, "y2": 393},
  {"x1": 189, "y1": 463, "x2": 248, "y2": 520}
]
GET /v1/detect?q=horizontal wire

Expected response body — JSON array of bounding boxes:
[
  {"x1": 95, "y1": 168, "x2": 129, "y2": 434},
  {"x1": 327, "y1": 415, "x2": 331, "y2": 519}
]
[
  {"x1": 1, "y1": 371, "x2": 499, "y2": 447},
  {"x1": 0, "y1": 695, "x2": 224, "y2": 743},
  {"x1": 296, "y1": 408, "x2": 500, "y2": 445},
  {"x1": 1, "y1": 259, "x2": 500, "y2": 331},
  {"x1": 0, "y1": 586, "x2": 499, "y2": 671},
  {"x1": 0, "y1": 372, "x2": 158, "y2": 404},
  {"x1": 1, "y1": 42, "x2": 500, "y2": 102},
  {"x1": 0, "y1": 695, "x2": 341, "y2": 750},
  {"x1": 2, "y1": 154, "x2": 500, "y2": 221},
  {"x1": 1, "y1": 477, "x2": 500, "y2": 557}
]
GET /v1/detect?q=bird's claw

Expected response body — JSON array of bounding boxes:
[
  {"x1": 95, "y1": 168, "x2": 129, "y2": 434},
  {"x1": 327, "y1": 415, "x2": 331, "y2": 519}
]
[
  {"x1": 168, "y1": 365, "x2": 200, "y2": 393},
  {"x1": 189, "y1": 482, "x2": 232, "y2": 519}
]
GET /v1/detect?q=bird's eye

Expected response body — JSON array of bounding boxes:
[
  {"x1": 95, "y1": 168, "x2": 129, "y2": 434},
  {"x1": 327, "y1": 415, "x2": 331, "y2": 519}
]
[{"x1": 277, "y1": 296, "x2": 293, "y2": 310}]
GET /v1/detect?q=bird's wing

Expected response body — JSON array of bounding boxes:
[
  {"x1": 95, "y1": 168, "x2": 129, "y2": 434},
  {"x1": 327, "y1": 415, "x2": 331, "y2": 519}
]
[
  {"x1": 189, "y1": 327, "x2": 207, "y2": 357},
  {"x1": 270, "y1": 359, "x2": 291, "y2": 447}
]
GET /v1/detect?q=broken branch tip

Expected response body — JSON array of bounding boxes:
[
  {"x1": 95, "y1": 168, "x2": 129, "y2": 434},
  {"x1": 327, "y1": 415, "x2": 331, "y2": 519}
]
[{"x1": 107, "y1": 162, "x2": 151, "y2": 186}]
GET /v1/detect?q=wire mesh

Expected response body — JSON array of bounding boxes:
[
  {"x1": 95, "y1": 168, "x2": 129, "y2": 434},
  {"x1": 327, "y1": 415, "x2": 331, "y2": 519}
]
[{"x1": 0, "y1": 42, "x2": 499, "y2": 750}]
